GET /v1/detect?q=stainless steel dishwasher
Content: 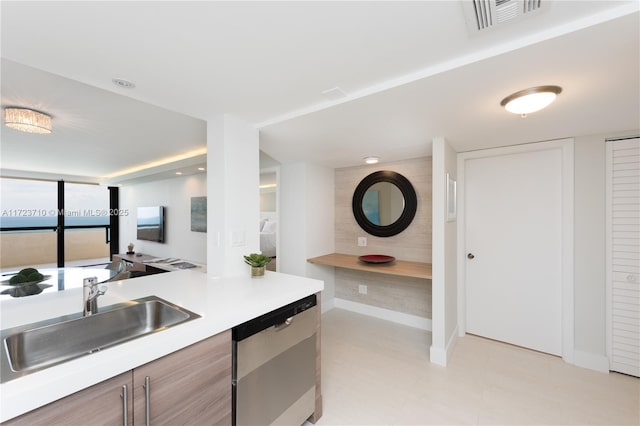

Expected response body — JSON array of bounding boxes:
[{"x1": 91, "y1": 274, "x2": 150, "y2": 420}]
[{"x1": 232, "y1": 294, "x2": 317, "y2": 426}]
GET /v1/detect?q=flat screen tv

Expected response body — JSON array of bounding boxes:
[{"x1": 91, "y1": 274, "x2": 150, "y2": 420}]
[{"x1": 137, "y1": 206, "x2": 165, "y2": 243}]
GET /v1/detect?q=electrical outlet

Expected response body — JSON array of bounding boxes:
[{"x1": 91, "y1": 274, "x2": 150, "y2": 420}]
[
  {"x1": 358, "y1": 284, "x2": 368, "y2": 295},
  {"x1": 357, "y1": 237, "x2": 367, "y2": 247}
]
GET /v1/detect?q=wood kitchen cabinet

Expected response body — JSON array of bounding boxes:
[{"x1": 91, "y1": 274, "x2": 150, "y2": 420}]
[
  {"x1": 2, "y1": 331, "x2": 231, "y2": 425},
  {"x1": 133, "y1": 329, "x2": 232, "y2": 425},
  {"x1": 3, "y1": 371, "x2": 133, "y2": 426}
]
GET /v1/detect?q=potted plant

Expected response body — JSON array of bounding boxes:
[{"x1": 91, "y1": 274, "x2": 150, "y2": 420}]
[{"x1": 243, "y1": 253, "x2": 272, "y2": 277}]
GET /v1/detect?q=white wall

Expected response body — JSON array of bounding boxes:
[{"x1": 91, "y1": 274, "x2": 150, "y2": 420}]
[
  {"x1": 306, "y1": 163, "x2": 336, "y2": 307},
  {"x1": 574, "y1": 133, "x2": 607, "y2": 361},
  {"x1": 280, "y1": 163, "x2": 306, "y2": 276},
  {"x1": 280, "y1": 162, "x2": 335, "y2": 307},
  {"x1": 119, "y1": 174, "x2": 207, "y2": 263},
  {"x1": 430, "y1": 137, "x2": 458, "y2": 366}
]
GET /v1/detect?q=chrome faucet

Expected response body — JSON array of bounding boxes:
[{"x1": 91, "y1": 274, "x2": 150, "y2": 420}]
[{"x1": 83, "y1": 277, "x2": 107, "y2": 316}]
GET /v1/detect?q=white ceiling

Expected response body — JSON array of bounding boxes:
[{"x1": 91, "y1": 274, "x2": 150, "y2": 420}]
[
  {"x1": 1, "y1": 59, "x2": 207, "y2": 181},
  {"x1": 1, "y1": 1, "x2": 639, "y2": 180}
]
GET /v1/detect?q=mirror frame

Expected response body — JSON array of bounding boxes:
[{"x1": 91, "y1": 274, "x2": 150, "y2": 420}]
[{"x1": 352, "y1": 170, "x2": 417, "y2": 237}]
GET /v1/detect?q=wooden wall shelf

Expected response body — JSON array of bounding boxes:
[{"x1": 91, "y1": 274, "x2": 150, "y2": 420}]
[{"x1": 307, "y1": 253, "x2": 432, "y2": 280}]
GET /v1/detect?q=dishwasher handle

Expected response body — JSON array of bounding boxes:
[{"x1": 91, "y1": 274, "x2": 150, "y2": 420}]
[
  {"x1": 274, "y1": 317, "x2": 293, "y2": 331},
  {"x1": 233, "y1": 294, "x2": 316, "y2": 341}
]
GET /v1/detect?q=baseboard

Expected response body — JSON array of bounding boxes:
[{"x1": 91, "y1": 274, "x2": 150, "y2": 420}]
[
  {"x1": 333, "y1": 298, "x2": 432, "y2": 331},
  {"x1": 321, "y1": 297, "x2": 335, "y2": 314},
  {"x1": 573, "y1": 350, "x2": 610, "y2": 373},
  {"x1": 430, "y1": 326, "x2": 458, "y2": 366}
]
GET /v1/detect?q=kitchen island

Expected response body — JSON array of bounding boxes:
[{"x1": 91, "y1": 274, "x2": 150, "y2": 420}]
[{"x1": 0, "y1": 269, "x2": 323, "y2": 423}]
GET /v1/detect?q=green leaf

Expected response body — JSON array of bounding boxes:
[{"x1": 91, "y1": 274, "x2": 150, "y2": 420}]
[{"x1": 243, "y1": 253, "x2": 272, "y2": 267}]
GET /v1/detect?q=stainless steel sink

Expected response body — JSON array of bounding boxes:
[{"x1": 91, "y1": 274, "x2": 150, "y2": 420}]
[{"x1": 1, "y1": 296, "x2": 201, "y2": 383}]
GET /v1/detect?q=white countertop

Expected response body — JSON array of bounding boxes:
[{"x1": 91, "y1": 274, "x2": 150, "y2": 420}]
[{"x1": 0, "y1": 270, "x2": 323, "y2": 422}]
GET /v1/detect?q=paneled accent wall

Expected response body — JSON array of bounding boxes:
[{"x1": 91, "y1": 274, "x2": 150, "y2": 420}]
[
  {"x1": 335, "y1": 269, "x2": 432, "y2": 318},
  {"x1": 335, "y1": 157, "x2": 432, "y2": 320},
  {"x1": 335, "y1": 157, "x2": 432, "y2": 261}
]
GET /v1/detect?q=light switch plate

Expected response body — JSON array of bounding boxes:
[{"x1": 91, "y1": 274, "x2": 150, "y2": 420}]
[
  {"x1": 358, "y1": 237, "x2": 367, "y2": 247},
  {"x1": 231, "y1": 230, "x2": 246, "y2": 247}
]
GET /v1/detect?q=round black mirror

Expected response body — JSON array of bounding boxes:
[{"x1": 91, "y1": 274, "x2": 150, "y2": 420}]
[{"x1": 352, "y1": 170, "x2": 417, "y2": 237}]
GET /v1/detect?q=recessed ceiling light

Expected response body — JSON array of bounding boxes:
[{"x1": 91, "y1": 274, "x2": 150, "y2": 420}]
[
  {"x1": 500, "y1": 85, "x2": 562, "y2": 118},
  {"x1": 112, "y1": 78, "x2": 136, "y2": 89},
  {"x1": 198, "y1": 167, "x2": 205, "y2": 171},
  {"x1": 175, "y1": 172, "x2": 183, "y2": 175},
  {"x1": 364, "y1": 156, "x2": 379, "y2": 164}
]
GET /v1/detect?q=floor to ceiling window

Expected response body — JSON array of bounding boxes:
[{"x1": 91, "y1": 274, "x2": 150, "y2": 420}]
[
  {"x1": 63, "y1": 182, "x2": 111, "y2": 266},
  {"x1": 0, "y1": 178, "x2": 118, "y2": 270},
  {"x1": 0, "y1": 178, "x2": 58, "y2": 269}
]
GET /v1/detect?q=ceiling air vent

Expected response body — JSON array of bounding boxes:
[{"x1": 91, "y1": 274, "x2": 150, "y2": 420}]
[{"x1": 463, "y1": 0, "x2": 543, "y2": 31}]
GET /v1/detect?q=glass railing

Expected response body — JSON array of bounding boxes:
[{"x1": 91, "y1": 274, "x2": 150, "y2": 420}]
[{"x1": 0, "y1": 227, "x2": 110, "y2": 271}]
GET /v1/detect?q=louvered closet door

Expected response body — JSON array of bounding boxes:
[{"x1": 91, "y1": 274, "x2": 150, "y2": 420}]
[{"x1": 607, "y1": 137, "x2": 640, "y2": 377}]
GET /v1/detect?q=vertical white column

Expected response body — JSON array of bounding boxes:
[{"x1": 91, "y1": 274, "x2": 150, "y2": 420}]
[
  {"x1": 430, "y1": 137, "x2": 458, "y2": 366},
  {"x1": 206, "y1": 114, "x2": 259, "y2": 277}
]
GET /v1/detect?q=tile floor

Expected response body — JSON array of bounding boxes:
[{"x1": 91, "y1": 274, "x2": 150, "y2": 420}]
[{"x1": 315, "y1": 309, "x2": 639, "y2": 425}]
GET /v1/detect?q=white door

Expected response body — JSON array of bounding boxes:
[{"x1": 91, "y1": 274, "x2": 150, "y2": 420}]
[
  {"x1": 463, "y1": 143, "x2": 568, "y2": 356},
  {"x1": 607, "y1": 137, "x2": 640, "y2": 377}
]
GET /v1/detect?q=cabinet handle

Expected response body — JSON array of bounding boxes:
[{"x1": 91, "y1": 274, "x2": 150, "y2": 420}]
[
  {"x1": 121, "y1": 384, "x2": 128, "y2": 426},
  {"x1": 143, "y1": 376, "x2": 151, "y2": 426}
]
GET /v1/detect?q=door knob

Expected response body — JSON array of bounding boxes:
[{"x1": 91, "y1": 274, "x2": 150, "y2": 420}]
[{"x1": 467, "y1": 253, "x2": 475, "y2": 259}]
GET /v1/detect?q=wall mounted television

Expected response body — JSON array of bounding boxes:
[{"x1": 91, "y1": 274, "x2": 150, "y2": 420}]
[{"x1": 137, "y1": 206, "x2": 165, "y2": 243}]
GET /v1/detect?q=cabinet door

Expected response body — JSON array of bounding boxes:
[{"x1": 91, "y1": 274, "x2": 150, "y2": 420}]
[
  {"x1": 3, "y1": 371, "x2": 133, "y2": 426},
  {"x1": 133, "y1": 330, "x2": 232, "y2": 425}
]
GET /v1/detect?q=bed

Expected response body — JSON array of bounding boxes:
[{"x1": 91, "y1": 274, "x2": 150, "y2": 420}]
[{"x1": 260, "y1": 220, "x2": 277, "y2": 258}]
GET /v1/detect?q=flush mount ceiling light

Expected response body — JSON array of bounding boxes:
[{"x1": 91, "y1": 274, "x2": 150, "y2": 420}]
[
  {"x1": 364, "y1": 156, "x2": 380, "y2": 165},
  {"x1": 500, "y1": 85, "x2": 562, "y2": 118},
  {"x1": 4, "y1": 108, "x2": 52, "y2": 134}
]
